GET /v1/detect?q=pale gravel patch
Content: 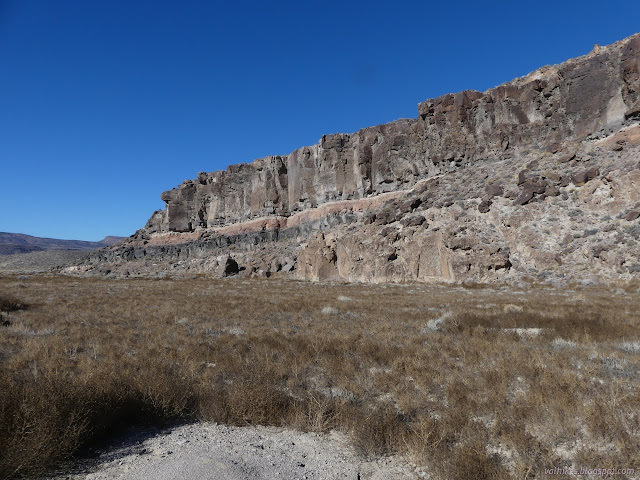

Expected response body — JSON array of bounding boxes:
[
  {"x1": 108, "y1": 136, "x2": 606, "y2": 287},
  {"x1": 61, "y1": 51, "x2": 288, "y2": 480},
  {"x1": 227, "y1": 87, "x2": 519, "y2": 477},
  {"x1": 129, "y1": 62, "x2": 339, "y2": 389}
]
[
  {"x1": 321, "y1": 306, "x2": 339, "y2": 315},
  {"x1": 55, "y1": 423, "x2": 426, "y2": 480},
  {"x1": 501, "y1": 327, "x2": 543, "y2": 337},
  {"x1": 420, "y1": 311, "x2": 452, "y2": 333},
  {"x1": 551, "y1": 338, "x2": 577, "y2": 349},
  {"x1": 618, "y1": 341, "x2": 640, "y2": 353},
  {"x1": 502, "y1": 304, "x2": 523, "y2": 313}
]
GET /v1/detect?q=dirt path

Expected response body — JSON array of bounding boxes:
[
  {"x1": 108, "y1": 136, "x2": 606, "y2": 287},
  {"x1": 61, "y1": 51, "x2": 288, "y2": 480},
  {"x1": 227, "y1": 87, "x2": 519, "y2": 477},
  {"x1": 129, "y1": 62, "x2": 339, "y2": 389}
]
[{"x1": 58, "y1": 423, "x2": 427, "y2": 480}]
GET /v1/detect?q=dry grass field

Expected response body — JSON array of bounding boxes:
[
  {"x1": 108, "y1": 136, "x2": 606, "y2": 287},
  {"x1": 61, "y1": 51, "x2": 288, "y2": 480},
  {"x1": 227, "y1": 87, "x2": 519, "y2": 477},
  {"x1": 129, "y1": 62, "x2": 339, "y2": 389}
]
[{"x1": 0, "y1": 274, "x2": 639, "y2": 479}]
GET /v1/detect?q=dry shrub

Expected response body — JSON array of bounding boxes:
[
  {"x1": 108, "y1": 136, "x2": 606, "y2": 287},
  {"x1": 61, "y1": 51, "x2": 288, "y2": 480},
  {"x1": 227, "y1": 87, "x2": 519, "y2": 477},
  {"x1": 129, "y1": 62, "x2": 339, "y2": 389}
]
[
  {"x1": 0, "y1": 376, "x2": 90, "y2": 478},
  {"x1": 215, "y1": 380, "x2": 294, "y2": 426},
  {"x1": 449, "y1": 310, "x2": 624, "y2": 341},
  {"x1": 0, "y1": 276, "x2": 638, "y2": 479},
  {"x1": 351, "y1": 405, "x2": 409, "y2": 456},
  {"x1": 0, "y1": 294, "x2": 28, "y2": 313},
  {"x1": 446, "y1": 440, "x2": 506, "y2": 480},
  {"x1": 0, "y1": 367, "x2": 199, "y2": 479}
]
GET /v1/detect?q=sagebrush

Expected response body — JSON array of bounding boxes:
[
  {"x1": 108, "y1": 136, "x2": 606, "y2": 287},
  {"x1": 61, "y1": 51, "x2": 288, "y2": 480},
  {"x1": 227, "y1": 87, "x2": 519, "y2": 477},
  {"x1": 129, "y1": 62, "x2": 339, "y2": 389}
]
[{"x1": 0, "y1": 275, "x2": 638, "y2": 479}]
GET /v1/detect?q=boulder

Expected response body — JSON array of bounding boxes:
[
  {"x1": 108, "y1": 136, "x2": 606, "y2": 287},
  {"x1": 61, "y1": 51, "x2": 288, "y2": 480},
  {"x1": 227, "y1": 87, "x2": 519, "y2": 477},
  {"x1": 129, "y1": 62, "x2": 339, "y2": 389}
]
[
  {"x1": 270, "y1": 258, "x2": 282, "y2": 273},
  {"x1": 571, "y1": 167, "x2": 599, "y2": 185},
  {"x1": 485, "y1": 183, "x2": 504, "y2": 197},
  {"x1": 281, "y1": 262, "x2": 295, "y2": 273},
  {"x1": 478, "y1": 199, "x2": 492, "y2": 213},
  {"x1": 625, "y1": 210, "x2": 640, "y2": 221},
  {"x1": 545, "y1": 185, "x2": 560, "y2": 197},
  {"x1": 557, "y1": 152, "x2": 576, "y2": 163},
  {"x1": 216, "y1": 256, "x2": 239, "y2": 277},
  {"x1": 521, "y1": 180, "x2": 547, "y2": 195},
  {"x1": 514, "y1": 189, "x2": 534, "y2": 206},
  {"x1": 400, "y1": 215, "x2": 426, "y2": 227}
]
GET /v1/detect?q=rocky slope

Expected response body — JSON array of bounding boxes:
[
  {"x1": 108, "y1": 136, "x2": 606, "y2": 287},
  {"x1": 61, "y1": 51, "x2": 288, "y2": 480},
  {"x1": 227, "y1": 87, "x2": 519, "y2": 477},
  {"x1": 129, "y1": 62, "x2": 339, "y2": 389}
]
[
  {"x1": 75, "y1": 34, "x2": 640, "y2": 285},
  {"x1": 0, "y1": 250, "x2": 93, "y2": 273}
]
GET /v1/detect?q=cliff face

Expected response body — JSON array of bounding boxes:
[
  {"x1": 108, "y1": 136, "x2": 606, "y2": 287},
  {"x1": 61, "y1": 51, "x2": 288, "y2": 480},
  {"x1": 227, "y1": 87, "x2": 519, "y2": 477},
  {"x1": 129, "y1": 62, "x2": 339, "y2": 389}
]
[
  {"x1": 144, "y1": 34, "x2": 639, "y2": 236},
  {"x1": 78, "y1": 34, "x2": 640, "y2": 286}
]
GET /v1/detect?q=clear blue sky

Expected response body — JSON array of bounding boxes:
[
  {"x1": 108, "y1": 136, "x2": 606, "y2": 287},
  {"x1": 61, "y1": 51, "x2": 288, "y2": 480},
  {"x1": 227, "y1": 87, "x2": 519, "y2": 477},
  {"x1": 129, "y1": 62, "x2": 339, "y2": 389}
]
[{"x1": 1, "y1": 0, "x2": 638, "y2": 240}]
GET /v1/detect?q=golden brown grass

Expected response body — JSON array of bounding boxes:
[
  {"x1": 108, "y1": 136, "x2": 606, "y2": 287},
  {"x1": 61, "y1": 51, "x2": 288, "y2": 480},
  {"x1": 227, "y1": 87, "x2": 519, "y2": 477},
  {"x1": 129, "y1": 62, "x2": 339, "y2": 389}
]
[{"x1": 0, "y1": 275, "x2": 639, "y2": 479}]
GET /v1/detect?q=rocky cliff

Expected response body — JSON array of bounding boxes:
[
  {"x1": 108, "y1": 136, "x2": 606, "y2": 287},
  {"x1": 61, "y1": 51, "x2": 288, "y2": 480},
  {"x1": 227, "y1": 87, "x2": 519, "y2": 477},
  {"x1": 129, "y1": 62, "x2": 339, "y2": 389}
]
[{"x1": 76, "y1": 34, "x2": 640, "y2": 286}]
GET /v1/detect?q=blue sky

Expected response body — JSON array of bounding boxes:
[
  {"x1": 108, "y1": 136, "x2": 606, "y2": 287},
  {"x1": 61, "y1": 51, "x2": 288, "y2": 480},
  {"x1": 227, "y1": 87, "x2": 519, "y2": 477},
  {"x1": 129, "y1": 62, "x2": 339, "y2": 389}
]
[{"x1": 1, "y1": 0, "x2": 638, "y2": 240}]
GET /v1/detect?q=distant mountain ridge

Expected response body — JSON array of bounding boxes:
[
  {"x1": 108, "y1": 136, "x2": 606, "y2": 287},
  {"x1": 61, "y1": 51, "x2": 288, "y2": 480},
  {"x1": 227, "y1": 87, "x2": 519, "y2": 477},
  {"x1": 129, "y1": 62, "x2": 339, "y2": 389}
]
[{"x1": 0, "y1": 232, "x2": 125, "y2": 255}]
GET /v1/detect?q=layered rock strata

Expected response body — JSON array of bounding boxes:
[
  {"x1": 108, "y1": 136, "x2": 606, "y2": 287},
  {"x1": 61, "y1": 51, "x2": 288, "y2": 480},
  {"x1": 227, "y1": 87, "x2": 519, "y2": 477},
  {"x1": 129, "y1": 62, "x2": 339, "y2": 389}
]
[{"x1": 78, "y1": 34, "x2": 640, "y2": 285}]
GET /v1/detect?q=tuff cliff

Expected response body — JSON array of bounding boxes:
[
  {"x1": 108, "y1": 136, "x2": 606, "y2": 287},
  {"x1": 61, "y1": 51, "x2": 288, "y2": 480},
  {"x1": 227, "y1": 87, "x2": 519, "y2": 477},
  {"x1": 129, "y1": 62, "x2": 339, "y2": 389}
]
[
  {"x1": 76, "y1": 34, "x2": 640, "y2": 285},
  {"x1": 144, "y1": 34, "x2": 639, "y2": 234}
]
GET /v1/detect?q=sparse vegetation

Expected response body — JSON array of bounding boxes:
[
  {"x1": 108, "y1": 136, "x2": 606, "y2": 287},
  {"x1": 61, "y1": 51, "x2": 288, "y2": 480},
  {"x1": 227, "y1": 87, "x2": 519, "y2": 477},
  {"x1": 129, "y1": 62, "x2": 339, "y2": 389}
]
[
  {"x1": 0, "y1": 294, "x2": 28, "y2": 313},
  {"x1": 0, "y1": 275, "x2": 639, "y2": 479}
]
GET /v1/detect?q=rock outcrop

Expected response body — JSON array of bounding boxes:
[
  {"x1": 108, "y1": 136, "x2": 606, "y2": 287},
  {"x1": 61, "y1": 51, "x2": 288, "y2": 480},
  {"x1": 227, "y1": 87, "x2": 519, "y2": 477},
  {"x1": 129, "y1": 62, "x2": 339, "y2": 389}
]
[{"x1": 77, "y1": 34, "x2": 640, "y2": 286}]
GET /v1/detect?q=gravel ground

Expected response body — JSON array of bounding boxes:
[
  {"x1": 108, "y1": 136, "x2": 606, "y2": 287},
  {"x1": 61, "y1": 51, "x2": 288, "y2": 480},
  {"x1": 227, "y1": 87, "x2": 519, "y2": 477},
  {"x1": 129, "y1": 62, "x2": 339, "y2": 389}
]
[{"x1": 52, "y1": 423, "x2": 428, "y2": 480}]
